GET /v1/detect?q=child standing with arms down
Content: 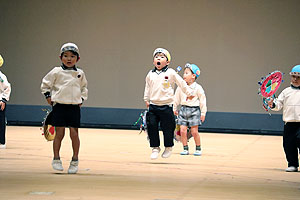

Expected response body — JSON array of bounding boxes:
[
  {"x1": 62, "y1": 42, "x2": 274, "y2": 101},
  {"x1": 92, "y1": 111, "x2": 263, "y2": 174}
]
[
  {"x1": 0, "y1": 55, "x2": 11, "y2": 149},
  {"x1": 174, "y1": 63, "x2": 207, "y2": 156},
  {"x1": 144, "y1": 48, "x2": 194, "y2": 159},
  {"x1": 41, "y1": 43, "x2": 88, "y2": 174},
  {"x1": 267, "y1": 65, "x2": 300, "y2": 172}
]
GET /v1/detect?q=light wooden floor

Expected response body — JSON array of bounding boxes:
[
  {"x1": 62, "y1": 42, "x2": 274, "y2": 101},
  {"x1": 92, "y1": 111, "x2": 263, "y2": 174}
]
[{"x1": 0, "y1": 126, "x2": 299, "y2": 200}]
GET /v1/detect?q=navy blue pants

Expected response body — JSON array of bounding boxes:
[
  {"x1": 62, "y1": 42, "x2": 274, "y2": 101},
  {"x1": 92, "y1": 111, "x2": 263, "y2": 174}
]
[
  {"x1": 146, "y1": 104, "x2": 175, "y2": 148},
  {"x1": 0, "y1": 107, "x2": 6, "y2": 145},
  {"x1": 283, "y1": 122, "x2": 300, "y2": 167}
]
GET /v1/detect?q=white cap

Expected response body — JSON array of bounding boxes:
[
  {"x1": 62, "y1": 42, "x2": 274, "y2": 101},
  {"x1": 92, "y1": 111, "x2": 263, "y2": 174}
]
[
  {"x1": 153, "y1": 48, "x2": 171, "y2": 62},
  {"x1": 60, "y1": 42, "x2": 79, "y2": 56},
  {"x1": 0, "y1": 55, "x2": 3, "y2": 67}
]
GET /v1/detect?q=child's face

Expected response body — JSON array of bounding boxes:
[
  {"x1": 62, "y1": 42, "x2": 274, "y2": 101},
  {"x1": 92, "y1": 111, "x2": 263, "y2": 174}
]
[
  {"x1": 291, "y1": 75, "x2": 300, "y2": 87},
  {"x1": 60, "y1": 51, "x2": 78, "y2": 67},
  {"x1": 183, "y1": 68, "x2": 196, "y2": 85},
  {"x1": 153, "y1": 53, "x2": 169, "y2": 70}
]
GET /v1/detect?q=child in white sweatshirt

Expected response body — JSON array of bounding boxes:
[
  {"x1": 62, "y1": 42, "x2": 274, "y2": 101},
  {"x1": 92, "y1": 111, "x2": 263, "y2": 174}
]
[
  {"x1": 174, "y1": 63, "x2": 207, "y2": 156},
  {"x1": 268, "y1": 65, "x2": 300, "y2": 172},
  {"x1": 144, "y1": 48, "x2": 194, "y2": 160},
  {"x1": 0, "y1": 54, "x2": 11, "y2": 149},
  {"x1": 41, "y1": 42, "x2": 88, "y2": 174}
]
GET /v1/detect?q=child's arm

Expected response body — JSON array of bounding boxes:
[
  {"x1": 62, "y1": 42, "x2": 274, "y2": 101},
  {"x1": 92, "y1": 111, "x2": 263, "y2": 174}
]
[
  {"x1": 0, "y1": 73, "x2": 11, "y2": 111},
  {"x1": 0, "y1": 73, "x2": 11, "y2": 103},
  {"x1": 268, "y1": 91, "x2": 284, "y2": 111},
  {"x1": 173, "y1": 87, "x2": 181, "y2": 115},
  {"x1": 41, "y1": 69, "x2": 56, "y2": 105},
  {"x1": 172, "y1": 71, "x2": 193, "y2": 97},
  {"x1": 143, "y1": 73, "x2": 150, "y2": 108},
  {"x1": 197, "y1": 86, "x2": 207, "y2": 122},
  {"x1": 80, "y1": 71, "x2": 88, "y2": 104}
]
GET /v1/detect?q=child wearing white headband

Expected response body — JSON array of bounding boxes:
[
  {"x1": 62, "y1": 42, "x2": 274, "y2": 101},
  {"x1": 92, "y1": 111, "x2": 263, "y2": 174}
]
[{"x1": 143, "y1": 48, "x2": 194, "y2": 159}]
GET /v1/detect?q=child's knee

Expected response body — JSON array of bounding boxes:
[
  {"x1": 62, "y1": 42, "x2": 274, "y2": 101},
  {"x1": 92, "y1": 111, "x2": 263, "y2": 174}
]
[{"x1": 69, "y1": 129, "x2": 79, "y2": 139}]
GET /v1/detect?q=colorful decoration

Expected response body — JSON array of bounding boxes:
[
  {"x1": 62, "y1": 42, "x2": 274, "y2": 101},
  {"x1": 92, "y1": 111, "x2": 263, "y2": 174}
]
[
  {"x1": 134, "y1": 110, "x2": 149, "y2": 140},
  {"x1": 176, "y1": 66, "x2": 182, "y2": 72},
  {"x1": 258, "y1": 70, "x2": 283, "y2": 113},
  {"x1": 41, "y1": 109, "x2": 56, "y2": 141},
  {"x1": 174, "y1": 119, "x2": 193, "y2": 142}
]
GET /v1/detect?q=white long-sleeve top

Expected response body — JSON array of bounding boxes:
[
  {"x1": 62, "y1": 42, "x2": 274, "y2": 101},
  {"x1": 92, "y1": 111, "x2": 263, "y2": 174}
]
[
  {"x1": 174, "y1": 82, "x2": 207, "y2": 116},
  {"x1": 0, "y1": 71, "x2": 11, "y2": 102},
  {"x1": 144, "y1": 67, "x2": 193, "y2": 106},
  {"x1": 271, "y1": 86, "x2": 300, "y2": 122},
  {"x1": 41, "y1": 66, "x2": 88, "y2": 104}
]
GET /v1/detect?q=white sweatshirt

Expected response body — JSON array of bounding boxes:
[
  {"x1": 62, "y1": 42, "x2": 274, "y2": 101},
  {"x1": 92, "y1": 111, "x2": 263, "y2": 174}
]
[
  {"x1": 271, "y1": 86, "x2": 300, "y2": 122},
  {"x1": 0, "y1": 71, "x2": 11, "y2": 102},
  {"x1": 41, "y1": 66, "x2": 88, "y2": 104},
  {"x1": 144, "y1": 67, "x2": 193, "y2": 106},
  {"x1": 174, "y1": 82, "x2": 207, "y2": 116}
]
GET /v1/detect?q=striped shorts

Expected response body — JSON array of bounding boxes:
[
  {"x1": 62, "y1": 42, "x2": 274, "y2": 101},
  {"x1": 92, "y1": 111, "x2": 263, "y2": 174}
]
[{"x1": 177, "y1": 105, "x2": 201, "y2": 127}]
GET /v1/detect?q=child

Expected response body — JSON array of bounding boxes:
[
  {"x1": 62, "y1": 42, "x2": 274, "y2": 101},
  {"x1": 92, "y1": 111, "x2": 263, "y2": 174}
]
[
  {"x1": 144, "y1": 48, "x2": 194, "y2": 159},
  {"x1": 174, "y1": 63, "x2": 207, "y2": 156},
  {"x1": 41, "y1": 43, "x2": 88, "y2": 174},
  {"x1": 0, "y1": 54, "x2": 11, "y2": 149},
  {"x1": 267, "y1": 65, "x2": 300, "y2": 172}
]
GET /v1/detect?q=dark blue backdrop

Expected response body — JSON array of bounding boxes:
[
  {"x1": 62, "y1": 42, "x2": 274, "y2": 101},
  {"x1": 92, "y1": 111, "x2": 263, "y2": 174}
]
[{"x1": 6, "y1": 104, "x2": 284, "y2": 135}]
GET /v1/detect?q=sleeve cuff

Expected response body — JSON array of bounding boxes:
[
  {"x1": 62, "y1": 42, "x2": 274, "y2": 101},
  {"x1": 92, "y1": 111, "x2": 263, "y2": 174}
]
[
  {"x1": 271, "y1": 102, "x2": 276, "y2": 109},
  {"x1": 44, "y1": 92, "x2": 51, "y2": 98},
  {"x1": 1, "y1": 98, "x2": 7, "y2": 103}
]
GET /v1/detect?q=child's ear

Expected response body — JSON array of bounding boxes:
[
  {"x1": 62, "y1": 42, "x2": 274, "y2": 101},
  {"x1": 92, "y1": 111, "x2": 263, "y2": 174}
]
[
  {"x1": 166, "y1": 60, "x2": 170, "y2": 65},
  {"x1": 77, "y1": 56, "x2": 80, "y2": 61},
  {"x1": 59, "y1": 56, "x2": 62, "y2": 60}
]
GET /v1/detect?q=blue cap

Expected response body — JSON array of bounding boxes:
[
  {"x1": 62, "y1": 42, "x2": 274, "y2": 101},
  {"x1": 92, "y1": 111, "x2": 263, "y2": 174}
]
[
  {"x1": 185, "y1": 63, "x2": 201, "y2": 78},
  {"x1": 290, "y1": 65, "x2": 300, "y2": 76}
]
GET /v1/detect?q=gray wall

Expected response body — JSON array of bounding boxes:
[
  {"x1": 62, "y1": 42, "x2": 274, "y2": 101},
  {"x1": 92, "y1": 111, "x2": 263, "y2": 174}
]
[{"x1": 1, "y1": 0, "x2": 300, "y2": 115}]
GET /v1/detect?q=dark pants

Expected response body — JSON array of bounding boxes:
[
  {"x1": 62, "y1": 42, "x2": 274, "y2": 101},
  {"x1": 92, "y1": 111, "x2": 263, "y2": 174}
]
[
  {"x1": 0, "y1": 107, "x2": 6, "y2": 145},
  {"x1": 283, "y1": 122, "x2": 300, "y2": 167},
  {"x1": 146, "y1": 104, "x2": 175, "y2": 148}
]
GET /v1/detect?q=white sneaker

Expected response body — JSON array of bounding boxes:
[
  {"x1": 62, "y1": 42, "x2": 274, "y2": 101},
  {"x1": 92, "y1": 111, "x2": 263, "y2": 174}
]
[
  {"x1": 52, "y1": 160, "x2": 63, "y2": 171},
  {"x1": 0, "y1": 144, "x2": 6, "y2": 149},
  {"x1": 285, "y1": 166, "x2": 298, "y2": 172},
  {"x1": 194, "y1": 150, "x2": 202, "y2": 156},
  {"x1": 68, "y1": 160, "x2": 79, "y2": 174},
  {"x1": 162, "y1": 147, "x2": 172, "y2": 158},
  {"x1": 151, "y1": 147, "x2": 161, "y2": 160},
  {"x1": 180, "y1": 150, "x2": 189, "y2": 155}
]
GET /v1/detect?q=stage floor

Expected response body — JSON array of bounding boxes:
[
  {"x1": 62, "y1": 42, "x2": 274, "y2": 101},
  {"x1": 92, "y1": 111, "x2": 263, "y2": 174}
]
[{"x1": 0, "y1": 126, "x2": 299, "y2": 200}]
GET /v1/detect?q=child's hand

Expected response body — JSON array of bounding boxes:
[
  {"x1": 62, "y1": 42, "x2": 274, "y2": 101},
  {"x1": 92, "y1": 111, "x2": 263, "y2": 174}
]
[
  {"x1": 174, "y1": 111, "x2": 178, "y2": 116},
  {"x1": 266, "y1": 98, "x2": 274, "y2": 108},
  {"x1": 0, "y1": 101, "x2": 5, "y2": 111},
  {"x1": 46, "y1": 97, "x2": 53, "y2": 106},
  {"x1": 186, "y1": 95, "x2": 195, "y2": 101},
  {"x1": 145, "y1": 101, "x2": 150, "y2": 108},
  {"x1": 201, "y1": 115, "x2": 205, "y2": 122}
]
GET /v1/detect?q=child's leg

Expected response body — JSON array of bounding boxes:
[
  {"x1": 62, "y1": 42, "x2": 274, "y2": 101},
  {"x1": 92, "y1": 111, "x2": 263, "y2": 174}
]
[
  {"x1": 190, "y1": 126, "x2": 200, "y2": 146},
  {"x1": 191, "y1": 126, "x2": 202, "y2": 156},
  {"x1": 283, "y1": 123, "x2": 299, "y2": 168},
  {"x1": 180, "y1": 125, "x2": 189, "y2": 155},
  {"x1": 0, "y1": 108, "x2": 6, "y2": 145},
  {"x1": 53, "y1": 127, "x2": 65, "y2": 159},
  {"x1": 69, "y1": 127, "x2": 80, "y2": 160},
  {"x1": 146, "y1": 106, "x2": 160, "y2": 147},
  {"x1": 180, "y1": 125, "x2": 188, "y2": 146},
  {"x1": 159, "y1": 106, "x2": 175, "y2": 147}
]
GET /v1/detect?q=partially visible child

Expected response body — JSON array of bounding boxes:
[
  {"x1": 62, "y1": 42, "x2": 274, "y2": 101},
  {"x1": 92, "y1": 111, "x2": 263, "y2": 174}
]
[
  {"x1": 144, "y1": 48, "x2": 194, "y2": 160},
  {"x1": 0, "y1": 54, "x2": 11, "y2": 149},
  {"x1": 174, "y1": 63, "x2": 207, "y2": 156},
  {"x1": 267, "y1": 65, "x2": 300, "y2": 172},
  {"x1": 41, "y1": 43, "x2": 88, "y2": 174}
]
